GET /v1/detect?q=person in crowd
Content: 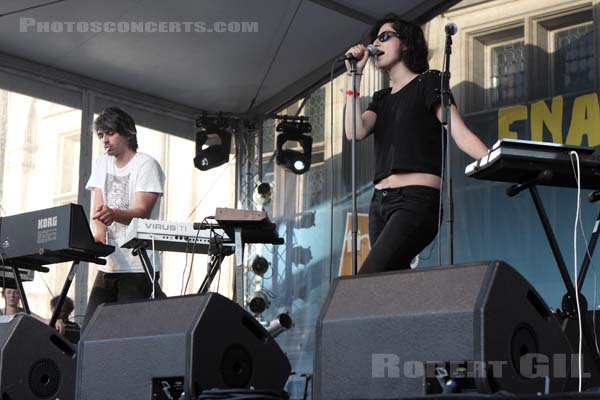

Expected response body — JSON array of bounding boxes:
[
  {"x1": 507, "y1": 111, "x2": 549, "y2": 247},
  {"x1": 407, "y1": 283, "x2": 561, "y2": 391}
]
[
  {"x1": 50, "y1": 295, "x2": 80, "y2": 341},
  {"x1": 0, "y1": 288, "x2": 24, "y2": 315}
]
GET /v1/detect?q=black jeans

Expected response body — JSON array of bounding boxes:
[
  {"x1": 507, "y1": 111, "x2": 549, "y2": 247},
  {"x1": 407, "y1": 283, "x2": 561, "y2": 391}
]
[
  {"x1": 359, "y1": 185, "x2": 440, "y2": 274},
  {"x1": 83, "y1": 271, "x2": 164, "y2": 329}
]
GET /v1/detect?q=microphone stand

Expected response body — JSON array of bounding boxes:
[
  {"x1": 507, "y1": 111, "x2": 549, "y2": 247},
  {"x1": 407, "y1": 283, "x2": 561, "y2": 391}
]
[
  {"x1": 441, "y1": 32, "x2": 454, "y2": 265},
  {"x1": 350, "y1": 59, "x2": 358, "y2": 275}
]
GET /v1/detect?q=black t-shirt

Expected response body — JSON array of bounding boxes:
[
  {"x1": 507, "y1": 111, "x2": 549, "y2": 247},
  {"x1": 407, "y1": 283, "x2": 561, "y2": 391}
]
[{"x1": 366, "y1": 69, "x2": 455, "y2": 183}]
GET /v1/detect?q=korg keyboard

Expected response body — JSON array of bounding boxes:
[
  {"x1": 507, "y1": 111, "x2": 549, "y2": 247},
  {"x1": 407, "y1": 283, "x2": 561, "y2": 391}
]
[{"x1": 0, "y1": 204, "x2": 114, "y2": 268}]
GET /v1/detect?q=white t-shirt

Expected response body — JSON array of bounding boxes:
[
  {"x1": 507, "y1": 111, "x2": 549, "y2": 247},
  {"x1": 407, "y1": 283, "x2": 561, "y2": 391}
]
[{"x1": 86, "y1": 152, "x2": 165, "y2": 273}]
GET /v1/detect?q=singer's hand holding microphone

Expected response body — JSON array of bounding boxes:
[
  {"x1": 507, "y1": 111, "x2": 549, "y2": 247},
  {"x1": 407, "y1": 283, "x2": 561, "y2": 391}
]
[
  {"x1": 344, "y1": 44, "x2": 369, "y2": 73},
  {"x1": 343, "y1": 44, "x2": 382, "y2": 74}
]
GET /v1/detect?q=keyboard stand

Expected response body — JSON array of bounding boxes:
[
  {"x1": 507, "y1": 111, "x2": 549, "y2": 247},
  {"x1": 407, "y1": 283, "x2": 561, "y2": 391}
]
[
  {"x1": 49, "y1": 261, "x2": 79, "y2": 329},
  {"x1": 212, "y1": 207, "x2": 284, "y2": 308},
  {"x1": 575, "y1": 190, "x2": 600, "y2": 297},
  {"x1": 48, "y1": 252, "x2": 109, "y2": 329},
  {"x1": 506, "y1": 175, "x2": 600, "y2": 373},
  {"x1": 131, "y1": 246, "x2": 160, "y2": 299},
  {"x1": 132, "y1": 247, "x2": 155, "y2": 281},
  {"x1": 197, "y1": 243, "x2": 234, "y2": 294},
  {"x1": 6, "y1": 256, "x2": 105, "y2": 329},
  {"x1": 11, "y1": 266, "x2": 30, "y2": 314}
]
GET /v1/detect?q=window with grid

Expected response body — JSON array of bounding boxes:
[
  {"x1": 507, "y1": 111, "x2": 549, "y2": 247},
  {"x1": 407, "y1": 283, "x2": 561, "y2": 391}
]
[
  {"x1": 553, "y1": 22, "x2": 594, "y2": 93},
  {"x1": 487, "y1": 40, "x2": 526, "y2": 108}
]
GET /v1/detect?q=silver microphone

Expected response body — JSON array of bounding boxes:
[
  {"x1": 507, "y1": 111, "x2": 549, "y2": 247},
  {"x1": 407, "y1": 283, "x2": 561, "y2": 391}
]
[
  {"x1": 340, "y1": 44, "x2": 382, "y2": 62},
  {"x1": 367, "y1": 44, "x2": 382, "y2": 57},
  {"x1": 445, "y1": 22, "x2": 458, "y2": 36}
]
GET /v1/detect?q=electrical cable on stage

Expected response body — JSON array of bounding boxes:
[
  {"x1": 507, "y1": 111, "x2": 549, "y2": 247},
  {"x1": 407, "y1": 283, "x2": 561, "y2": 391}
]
[
  {"x1": 180, "y1": 237, "x2": 192, "y2": 296},
  {"x1": 39, "y1": 273, "x2": 55, "y2": 297},
  {"x1": 183, "y1": 220, "x2": 204, "y2": 295},
  {"x1": 185, "y1": 156, "x2": 236, "y2": 223},
  {"x1": 151, "y1": 235, "x2": 156, "y2": 299},
  {"x1": 569, "y1": 154, "x2": 600, "y2": 359},
  {"x1": 569, "y1": 149, "x2": 584, "y2": 392},
  {"x1": 0, "y1": 252, "x2": 6, "y2": 314}
]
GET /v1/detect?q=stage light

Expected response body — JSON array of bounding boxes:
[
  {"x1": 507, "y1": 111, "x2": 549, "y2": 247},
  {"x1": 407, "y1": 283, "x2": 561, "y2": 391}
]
[
  {"x1": 193, "y1": 118, "x2": 231, "y2": 171},
  {"x1": 253, "y1": 182, "x2": 272, "y2": 207},
  {"x1": 292, "y1": 246, "x2": 312, "y2": 266},
  {"x1": 276, "y1": 120, "x2": 312, "y2": 175},
  {"x1": 249, "y1": 291, "x2": 271, "y2": 314},
  {"x1": 251, "y1": 256, "x2": 269, "y2": 277},
  {"x1": 263, "y1": 313, "x2": 293, "y2": 338},
  {"x1": 295, "y1": 211, "x2": 315, "y2": 229}
]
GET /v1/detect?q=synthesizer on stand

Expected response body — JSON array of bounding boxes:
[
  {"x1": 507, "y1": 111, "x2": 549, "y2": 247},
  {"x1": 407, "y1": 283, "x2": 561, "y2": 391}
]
[
  {"x1": 214, "y1": 207, "x2": 284, "y2": 306},
  {"x1": 118, "y1": 218, "x2": 233, "y2": 254},
  {"x1": 0, "y1": 203, "x2": 114, "y2": 267},
  {"x1": 465, "y1": 138, "x2": 600, "y2": 189},
  {"x1": 118, "y1": 218, "x2": 235, "y2": 295},
  {"x1": 0, "y1": 203, "x2": 113, "y2": 323}
]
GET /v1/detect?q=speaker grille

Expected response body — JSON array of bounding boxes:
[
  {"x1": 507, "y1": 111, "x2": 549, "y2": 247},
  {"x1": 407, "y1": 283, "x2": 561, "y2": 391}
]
[
  {"x1": 220, "y1": 344, "x2": 253, "y2": 388},
  {"x1": 28, "y1": 358, "x2": 61, "y2": 399}
]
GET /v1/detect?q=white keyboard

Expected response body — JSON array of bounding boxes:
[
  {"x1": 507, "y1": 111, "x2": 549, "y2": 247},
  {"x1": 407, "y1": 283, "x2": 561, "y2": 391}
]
[{"x1": 118, "y1": 218, "x2": 232, "y2": 254}]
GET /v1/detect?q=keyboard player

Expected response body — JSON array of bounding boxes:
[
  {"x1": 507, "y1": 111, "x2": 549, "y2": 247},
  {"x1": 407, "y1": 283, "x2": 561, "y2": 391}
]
[{"x1": 83, "y1": 107, "x2": 166, "y2": 328}]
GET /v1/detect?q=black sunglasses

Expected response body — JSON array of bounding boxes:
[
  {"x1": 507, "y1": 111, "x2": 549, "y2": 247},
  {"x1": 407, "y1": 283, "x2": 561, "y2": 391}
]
[{"x1": 376, "y1": 30, "x2": 401, "y2": 43}]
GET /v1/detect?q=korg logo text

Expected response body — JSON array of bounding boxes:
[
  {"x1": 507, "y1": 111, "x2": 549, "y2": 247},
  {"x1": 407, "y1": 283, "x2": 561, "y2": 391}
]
[{"x1": 37, "y1": 216, "x2": 58, "y2": 229}]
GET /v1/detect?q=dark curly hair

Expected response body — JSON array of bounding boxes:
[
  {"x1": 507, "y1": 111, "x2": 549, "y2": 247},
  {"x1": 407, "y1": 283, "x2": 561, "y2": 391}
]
[
  {"x1": 94, "y1": 106, "x2": 138, "y2": 151},
  {"x1": 370, "y1": 14, "x2": 429, "y2": 73},
  {"x1": 50, "y1": 295, "x2": 74, "y2": 316}
]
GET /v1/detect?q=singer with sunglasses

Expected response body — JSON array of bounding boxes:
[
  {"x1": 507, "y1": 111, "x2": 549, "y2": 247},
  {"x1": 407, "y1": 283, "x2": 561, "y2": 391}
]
[{"x1": 344, "y1": 14, "x2": 488, "y2": 274}]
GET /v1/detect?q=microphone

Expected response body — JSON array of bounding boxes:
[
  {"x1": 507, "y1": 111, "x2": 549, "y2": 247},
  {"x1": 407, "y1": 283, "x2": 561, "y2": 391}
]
[
  {"x1": 367, "y1": 44, "x2": 382, "y2": 57},
  {"x1": 339, "y1": 44, "x2": 382, "y2": 62},
  {"x1": 445, "y1": 22, "x2": 458, "y2": 36}
]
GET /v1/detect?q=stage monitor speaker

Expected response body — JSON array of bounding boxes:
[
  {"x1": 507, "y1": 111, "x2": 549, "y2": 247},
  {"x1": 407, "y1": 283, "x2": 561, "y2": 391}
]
[
  {"x1": 314, "y1": 261, "x2": 573, "y2": 399},
  {"x1": 76, "y1": 293, "x2": 291, "y2": 400},
  {"x1": 0, "y1": 314, "x2": 76, "y2": 400}
]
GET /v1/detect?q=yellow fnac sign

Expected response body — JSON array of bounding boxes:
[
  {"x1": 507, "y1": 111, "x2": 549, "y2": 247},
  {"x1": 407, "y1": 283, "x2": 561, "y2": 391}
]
[{"x1": 498, "y1": 91, "x2": 600, "y2": 147}]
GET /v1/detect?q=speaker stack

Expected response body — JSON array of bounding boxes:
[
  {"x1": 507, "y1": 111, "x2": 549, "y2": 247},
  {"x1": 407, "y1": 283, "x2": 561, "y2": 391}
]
[{"x1": 314, "y1": 261, "x2": 576, "y2": 399}]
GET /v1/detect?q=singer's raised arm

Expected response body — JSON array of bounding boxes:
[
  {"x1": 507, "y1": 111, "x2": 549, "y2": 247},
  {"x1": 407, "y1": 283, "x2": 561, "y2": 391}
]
[{"x1": 343, "y1": 44, "x2": 376, "y2": 141}]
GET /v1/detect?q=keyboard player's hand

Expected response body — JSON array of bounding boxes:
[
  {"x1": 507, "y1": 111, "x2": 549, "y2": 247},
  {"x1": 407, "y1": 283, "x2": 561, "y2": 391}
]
[
  {"x1": 55, "y1": 319, "x2": 66, "y2": 335},
  {"x1": 92, "y1": 205, "x2": 117, "y2": 226}
]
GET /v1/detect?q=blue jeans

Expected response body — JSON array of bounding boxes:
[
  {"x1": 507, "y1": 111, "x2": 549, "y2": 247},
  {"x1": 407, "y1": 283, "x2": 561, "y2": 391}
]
[{"x1": 359, "y1": 185, "x2": 440, "y2": 274}]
